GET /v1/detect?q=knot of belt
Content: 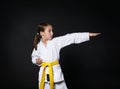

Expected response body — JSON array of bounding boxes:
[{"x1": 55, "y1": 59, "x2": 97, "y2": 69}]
[{"x1": 40, "y1": 60, "x2": 59, "y2": 89}]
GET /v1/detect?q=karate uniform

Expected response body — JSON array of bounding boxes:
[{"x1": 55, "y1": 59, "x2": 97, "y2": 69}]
[{"x1": 31, "y1": 32, "x2": 90, "y2": 89}]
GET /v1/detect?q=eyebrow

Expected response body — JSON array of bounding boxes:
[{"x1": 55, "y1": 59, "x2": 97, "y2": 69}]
[{"x1": 49, "y1": 29, "x2": 53, "y2": 31}]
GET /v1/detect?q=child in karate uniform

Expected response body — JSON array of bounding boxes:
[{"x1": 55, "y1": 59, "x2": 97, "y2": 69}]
[{"x1": 31, "y1": 23, "x2": 100, "y2": 89}]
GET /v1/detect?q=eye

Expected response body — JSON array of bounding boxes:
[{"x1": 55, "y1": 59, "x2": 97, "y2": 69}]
[{"x1": 49, "y1": 29, "x2": 52, "y2": 32}]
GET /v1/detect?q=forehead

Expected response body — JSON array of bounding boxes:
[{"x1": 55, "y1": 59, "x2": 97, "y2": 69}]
[{"x1": 45, "y1": 25, "x2": 53, "y2": 30}]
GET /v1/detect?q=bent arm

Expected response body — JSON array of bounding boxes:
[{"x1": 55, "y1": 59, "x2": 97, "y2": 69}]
[{"x1": 31, "y1": 48, "x2": 42, "y2": 66}]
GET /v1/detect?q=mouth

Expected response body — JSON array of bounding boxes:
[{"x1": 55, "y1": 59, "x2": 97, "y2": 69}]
[
  {"x1": 51, "y1": 35, "x2": 53, "y2": 38},
  {"x1": 49, "y1": 36, "x2": 53, "y2": 40}
]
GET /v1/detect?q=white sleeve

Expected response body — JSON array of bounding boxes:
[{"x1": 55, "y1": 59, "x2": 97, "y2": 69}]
[
  {"x1": 31, "y1": 47, "x2": 40, "y2": 66},
  {"x1": 53, "y1": 32, "x2": 90, "y2": 49}
]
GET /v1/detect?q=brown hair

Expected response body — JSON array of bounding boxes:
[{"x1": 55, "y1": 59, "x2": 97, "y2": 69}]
[{"x1": 33, "y1": 22, "x2": 52, "y2": 50}]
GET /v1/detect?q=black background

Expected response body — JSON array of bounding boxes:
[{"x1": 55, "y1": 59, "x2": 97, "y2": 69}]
[{"x1": 1, "y1": 0, "x2": 120, "y2": 89}]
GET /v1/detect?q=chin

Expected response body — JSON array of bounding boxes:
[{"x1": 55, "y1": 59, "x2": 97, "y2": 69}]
[{"x1": 49, "y1": 38, "x2": 53, "y2": 40}]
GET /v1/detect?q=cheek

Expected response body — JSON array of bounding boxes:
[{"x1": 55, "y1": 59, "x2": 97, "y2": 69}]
[{"x1": 46, "y1": 33, "x2": 51, "y2": 38}]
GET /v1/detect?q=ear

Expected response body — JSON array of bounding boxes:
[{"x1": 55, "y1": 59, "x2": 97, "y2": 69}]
[{"x1": 40, "y1": 31, "x2": 44, "y2": 36}]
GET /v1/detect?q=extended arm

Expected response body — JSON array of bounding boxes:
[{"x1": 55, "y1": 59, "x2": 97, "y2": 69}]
[
  {"x1": 53, "y1": 32, "x2": 101, "y2": 50},
  {"x1": 53, "y1": 32, "x2": 90, "y2": 49}
]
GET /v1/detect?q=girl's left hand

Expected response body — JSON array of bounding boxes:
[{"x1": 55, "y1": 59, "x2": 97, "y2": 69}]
[{"x1": 89, "y1": 33, "x2": 101, "y2": 37}]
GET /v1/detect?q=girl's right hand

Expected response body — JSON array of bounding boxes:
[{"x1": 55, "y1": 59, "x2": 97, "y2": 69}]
[{"x1": 36, "y1": 58, "x2": 42, "y2": 65}]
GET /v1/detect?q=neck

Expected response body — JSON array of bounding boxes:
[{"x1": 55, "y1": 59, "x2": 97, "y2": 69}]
[{"x1": 41, "y1": 38, "x2": 48, "y2": 45}]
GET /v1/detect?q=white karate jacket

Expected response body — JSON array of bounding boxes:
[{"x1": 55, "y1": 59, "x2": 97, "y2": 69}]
[{"x1": 31, "y1": 32, "x2": 90, "y2": 82}]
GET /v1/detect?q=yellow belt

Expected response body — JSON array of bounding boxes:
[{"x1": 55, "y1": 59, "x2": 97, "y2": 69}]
[{"x1": 40, "y1": 60, "x2": 59, "y2": 89}]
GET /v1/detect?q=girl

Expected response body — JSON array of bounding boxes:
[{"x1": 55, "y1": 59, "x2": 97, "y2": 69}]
[{"x1": 31, "y1": 23, "x2": 100, "y2": 89}]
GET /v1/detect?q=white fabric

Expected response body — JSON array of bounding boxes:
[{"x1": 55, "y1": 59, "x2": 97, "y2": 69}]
[
  {"x1": 31, "y1": 32, "x2": 90, "y2": 83},
  {"x1": 39, "y1": 81, "x2": 68, "y2": 89}
]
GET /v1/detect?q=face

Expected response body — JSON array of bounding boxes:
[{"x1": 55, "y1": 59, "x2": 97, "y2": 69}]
[{"x1": 40, "y1": 25, "x2": 53, "y2": 40}]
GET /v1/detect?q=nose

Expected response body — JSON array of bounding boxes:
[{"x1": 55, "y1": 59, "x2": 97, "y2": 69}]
[{"x1": 51, "y1": 31, "x2": 53, "y2": 35}]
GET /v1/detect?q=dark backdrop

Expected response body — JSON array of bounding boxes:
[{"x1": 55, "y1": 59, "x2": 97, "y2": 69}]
[{"x1": 1, "y1": 1, "x2": 120, "y2": 89}]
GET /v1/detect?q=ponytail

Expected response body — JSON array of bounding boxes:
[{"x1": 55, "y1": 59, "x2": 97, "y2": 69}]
[{"x1": 33, "y1": 34, "x2": 41, "y2": 50}]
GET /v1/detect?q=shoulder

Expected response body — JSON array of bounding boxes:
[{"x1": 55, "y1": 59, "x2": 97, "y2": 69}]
[{"x1": 36, "y1": 41, "x2": 41, "y2": 48}]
